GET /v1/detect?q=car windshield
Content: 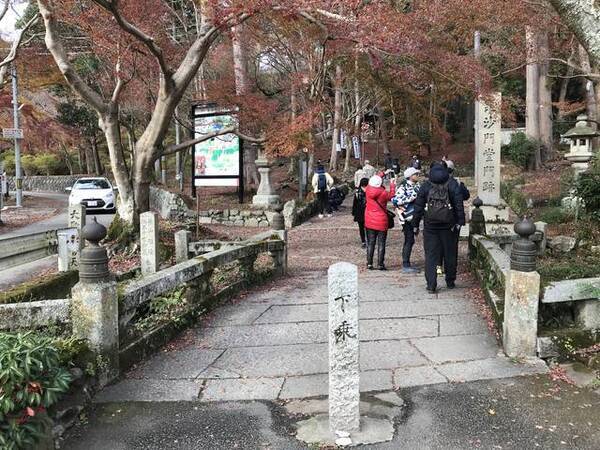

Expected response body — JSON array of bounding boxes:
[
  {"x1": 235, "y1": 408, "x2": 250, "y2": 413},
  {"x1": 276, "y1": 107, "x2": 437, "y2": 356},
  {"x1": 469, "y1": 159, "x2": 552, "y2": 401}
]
[{"x1": 74, "y1": 179, "x2": 110, "y2": 190}]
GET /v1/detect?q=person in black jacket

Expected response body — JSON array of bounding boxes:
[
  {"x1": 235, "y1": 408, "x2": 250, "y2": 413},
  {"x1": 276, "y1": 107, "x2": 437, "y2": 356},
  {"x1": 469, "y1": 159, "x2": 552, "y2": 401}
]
[
  {"x1": 412, "y1": 162, "x2": 465, "y2": 293},
  {"x1": 352, "y1": 177, "x2": 369, "y2": 247}
]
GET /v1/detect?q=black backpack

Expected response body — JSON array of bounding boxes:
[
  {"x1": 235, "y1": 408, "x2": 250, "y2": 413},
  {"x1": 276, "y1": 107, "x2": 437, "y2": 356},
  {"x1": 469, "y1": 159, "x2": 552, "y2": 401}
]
[
  {"x1": 425, "y1": 181, "x2": 453, "y2": 225},
  {"x1": 317, "y1": 173, "x2": 327, "y2": 191}
]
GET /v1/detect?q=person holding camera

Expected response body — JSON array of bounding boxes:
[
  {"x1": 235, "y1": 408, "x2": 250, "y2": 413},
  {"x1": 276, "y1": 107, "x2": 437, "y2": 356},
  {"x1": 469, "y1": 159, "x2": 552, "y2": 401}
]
[{"x1": 393, "y1": 167, "x2": 422, "y2": 274}]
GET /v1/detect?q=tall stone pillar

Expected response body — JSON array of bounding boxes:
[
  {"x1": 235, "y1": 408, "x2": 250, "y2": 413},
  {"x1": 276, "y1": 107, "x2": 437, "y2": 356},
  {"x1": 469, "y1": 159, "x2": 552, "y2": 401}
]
[
  {"x1": 71, "y1": 218, "x2": 119, "y2": 386},
  {"x1": 328, "y1": 262, "x2": 360, "y2": 435},
  {"x1": 475, "y1": 93, "x2": 509, "y2": 221},
  {"x1": 503, "y1": 218, "x2": 540, "y2": 358}
]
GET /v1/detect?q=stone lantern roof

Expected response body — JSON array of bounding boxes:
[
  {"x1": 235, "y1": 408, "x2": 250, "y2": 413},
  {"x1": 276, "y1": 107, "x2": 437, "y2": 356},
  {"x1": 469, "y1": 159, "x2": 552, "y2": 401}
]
[{"x1": 563, "y1": 115, "x2": 600, "y2": 139}]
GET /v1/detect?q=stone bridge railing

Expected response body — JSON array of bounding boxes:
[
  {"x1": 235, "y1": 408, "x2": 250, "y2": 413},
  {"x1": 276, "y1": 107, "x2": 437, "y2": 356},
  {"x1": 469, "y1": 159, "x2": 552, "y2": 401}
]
[
  {"x1": 468, "y1": 199, "x2": 599, "y2": 359},
  {"x1": 0, "y1": 220, "x2": 287, "y2": 385}
]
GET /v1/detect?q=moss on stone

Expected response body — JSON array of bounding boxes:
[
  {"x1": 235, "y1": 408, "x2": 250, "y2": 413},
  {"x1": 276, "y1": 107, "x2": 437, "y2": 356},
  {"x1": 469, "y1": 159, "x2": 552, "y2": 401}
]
[{"x1": 0, "y1": 271, "x2": 79, "y2": 304}]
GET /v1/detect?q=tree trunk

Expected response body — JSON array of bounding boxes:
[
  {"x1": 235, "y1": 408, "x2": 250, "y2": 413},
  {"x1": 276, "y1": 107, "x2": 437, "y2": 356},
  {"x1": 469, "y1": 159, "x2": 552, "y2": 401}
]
[
  {"x1": 78, "y1": 146, "x2": 86, "y2": 173},
  {"x1": 379, "y1": 111, "x2": 391, "y2": 155},
  {"x1": 91, "y1": 137, "x2": 102, "y2": 175},
  {"x1": 84, "y1": 142, "x2": 95, "y2": 174},
  {"x1": 580, "y1": 45, "x2": 598, "y2": 125},
  {"x1": 548, "y1": 0, "x2": 600, "y2": 67},
  {"x1": 526, "y1": 27, "x2": 541, "y2": 170},
  {"x1": 232, "y1": 25, "x2": 258, "y2": 189},
  {"x1": 343, "y1": 130, "x2": 352, "y2": 172},
  {"x1": 329, "y1": 64, "x2": 342, "y2": 171},
  {"x1": 99, "y1": 112, "x2": 135, "y2": 224},
  {"x1": 538, "y1": 31, "x2": 553, "y2": 161}
]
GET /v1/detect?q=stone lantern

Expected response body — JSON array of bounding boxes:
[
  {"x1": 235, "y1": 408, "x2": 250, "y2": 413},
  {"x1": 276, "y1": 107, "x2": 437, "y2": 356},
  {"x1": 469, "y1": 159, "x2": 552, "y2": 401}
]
[
  {"x1": 563, "y1": 114, "x2": 599, "y2": 176},
  {"x1": 252, "y1": 144, "x2": 281, "y2": 207},
  {"x1": 561, "y1": 115, "x2": 599, "y2": 214}
]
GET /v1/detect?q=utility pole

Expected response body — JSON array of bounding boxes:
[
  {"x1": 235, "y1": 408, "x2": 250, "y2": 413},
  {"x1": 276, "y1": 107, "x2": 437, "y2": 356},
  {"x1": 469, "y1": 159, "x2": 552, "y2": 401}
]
[
  {"x1": 11, "y1": 64, "x2": 23, "y2": 207},
  {"x1": 175, "y1": 106, "x2": 183, "y2": 191},
  {"x1": 474, "y1": 31, "x2": 481, "y2": 190}
]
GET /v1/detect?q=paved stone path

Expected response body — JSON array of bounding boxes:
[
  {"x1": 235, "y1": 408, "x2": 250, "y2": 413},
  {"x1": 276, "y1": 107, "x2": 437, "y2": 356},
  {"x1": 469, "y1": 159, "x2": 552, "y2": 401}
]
[{"x1": 95, "y1": 200, "x2": 546, "y2": 404}]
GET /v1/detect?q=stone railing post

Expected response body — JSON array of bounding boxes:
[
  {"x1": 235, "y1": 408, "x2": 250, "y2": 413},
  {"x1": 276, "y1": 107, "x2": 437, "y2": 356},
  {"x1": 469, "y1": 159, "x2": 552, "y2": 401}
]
[
  {"x1": 140, "y1": 211, "x2": 159, "y2": 275},
  {"x1": 503, "y1": 217, "x2": 540, "y2": 358},
  {"x1": 239, "y1": 254, "x2": 258, "y2": 281},
  {"x1": 269, "y1": 230, "x2": 288, "y2": 276},
  {"x1": 174, "y1": 230, "x2": 191, "y2": 264},
  {"x1": 534, "y1": 221, "x2": 548, "y2": 256},
  {"x1": 469, "y1": 197, "x2": 486, "y2": 260},
  {"x1": 270, "y1": 204, "x2": 285, "y2": 231},
  {"x1": 70, "y1": 218, "x2": 119, "y2": 386}
]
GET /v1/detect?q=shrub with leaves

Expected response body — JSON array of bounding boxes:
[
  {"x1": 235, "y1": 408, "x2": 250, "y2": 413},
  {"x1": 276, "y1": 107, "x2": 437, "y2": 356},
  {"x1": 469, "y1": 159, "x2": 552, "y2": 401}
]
[
  {"x1": 501, "y1": 132, "x2": 538, "y2": 169},
  {"x1": 576, "y1": 161, "x2": 600, "y2": 220},
  {"x1": 0, "y1": 332, "x2": 72, "y2": 449}
]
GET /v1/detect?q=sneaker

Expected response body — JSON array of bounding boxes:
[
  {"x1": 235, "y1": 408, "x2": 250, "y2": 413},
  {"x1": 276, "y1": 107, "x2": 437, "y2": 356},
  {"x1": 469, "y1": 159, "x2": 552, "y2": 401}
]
[
  {"x1": 361, "y1": 242, "x2": 367, "y2": 249},
  {"x1": 367, "y1": 264, "x2": 374, "y2": 270},
  {"x1": 378, "y1": 265, "x2": 388, "y2": 271},
  {"x1": 446, "y1": 281, "x2": 456, "y2": 289},
  {"x1": 426, "y1": 287, "x2": 437, "y2": 294},
  {"x1": 318, "y1": 214, "x2": 324, "y2": 219},
  {"x1": 436, "y1": 266, "x2": 443, "y2": 275},
  {"x1": 402, "y1": 267, "x2": 419, "y2": 274}
]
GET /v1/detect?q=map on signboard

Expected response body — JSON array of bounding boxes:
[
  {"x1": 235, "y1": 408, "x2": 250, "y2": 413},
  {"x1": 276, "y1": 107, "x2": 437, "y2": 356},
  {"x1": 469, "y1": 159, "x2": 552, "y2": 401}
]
[{"x1": 194, "y1": 114, "x2": 239, "y2": 178}]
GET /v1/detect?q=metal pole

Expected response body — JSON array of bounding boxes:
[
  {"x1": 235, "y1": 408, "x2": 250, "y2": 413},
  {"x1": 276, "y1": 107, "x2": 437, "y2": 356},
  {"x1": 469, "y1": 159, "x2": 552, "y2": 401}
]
[
  {"x1": 175, "y1": 106, "x2": 183, "y2": 191},
  {"x1": 11, "y1": 64, "x2": 22, "y2": 207}
]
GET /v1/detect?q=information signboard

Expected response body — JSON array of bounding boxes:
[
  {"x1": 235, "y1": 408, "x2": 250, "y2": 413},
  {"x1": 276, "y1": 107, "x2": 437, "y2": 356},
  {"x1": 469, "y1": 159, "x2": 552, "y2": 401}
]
[
  {"x1": 191, "y1": 103, "x2": 243, "y2": 199},
  {"x1": 2, "y1": 128, "x2": 23, "y2": 139}
]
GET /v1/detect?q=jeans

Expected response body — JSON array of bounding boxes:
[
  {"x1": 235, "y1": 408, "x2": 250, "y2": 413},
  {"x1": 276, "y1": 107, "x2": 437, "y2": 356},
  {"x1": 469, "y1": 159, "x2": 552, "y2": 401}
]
[
  {"x1": 317, "y1": 190, "x2": 331, "y2": 214},
  {"x1": 423, "y1": 227, "x2": 457, "y2": 289},
  {"x1": 402, "y1": 222, "x2": 416, "y2": 267},
  {"x1": 358, "y1": 222, "x2": 366, "y2": 244},
  {"x1": 366, "y1": 228, "x2": 388, "y2": 267}
]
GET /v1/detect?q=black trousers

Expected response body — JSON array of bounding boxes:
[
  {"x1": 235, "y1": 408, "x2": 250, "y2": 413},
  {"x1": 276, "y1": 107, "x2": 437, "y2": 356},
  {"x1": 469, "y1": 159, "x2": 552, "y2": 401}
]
[
  {"x1": 402, "y1": 222, "x2": 416, "y2": 267},
  {"x1": 358, "y1": 222, "x2": 366, "y2": 244},
  {"x1": 423, "y1": 227, "x2": 457, "y2": 289},
  {"x1": 439, "y1": 227, "x2": 460, "y2": 266},
  {"x1": 366, "y1": 228, "x2": 388, "y2": 267},
  {"x1": 317, "y1": 191, "x2": 331, "y2": 214}
]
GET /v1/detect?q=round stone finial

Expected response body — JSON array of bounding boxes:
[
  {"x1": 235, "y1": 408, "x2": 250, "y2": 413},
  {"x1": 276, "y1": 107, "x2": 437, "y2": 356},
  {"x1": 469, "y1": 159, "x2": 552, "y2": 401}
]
[
  {"x1": 473, "y1": 197, "x2": 483, "y2": 208},
  {"x1": 514, "y1": 217, "x2": 536, "y2": 239},
  {"x1": 82, "y1": 217, "x2": 107, "y2": 245}
]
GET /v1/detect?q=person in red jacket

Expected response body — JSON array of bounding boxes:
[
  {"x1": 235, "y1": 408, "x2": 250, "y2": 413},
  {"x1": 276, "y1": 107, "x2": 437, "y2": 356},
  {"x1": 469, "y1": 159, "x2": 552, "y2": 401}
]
[{"x1": 364, "y1": 174, "x2": 395, "y2": 270}]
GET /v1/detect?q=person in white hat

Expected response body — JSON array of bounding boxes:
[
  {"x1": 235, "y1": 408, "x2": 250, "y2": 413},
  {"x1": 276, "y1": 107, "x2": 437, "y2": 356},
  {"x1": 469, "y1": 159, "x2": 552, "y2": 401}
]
[{"x1": 392, "y1": 167, "x2": 422, "y2": 273}]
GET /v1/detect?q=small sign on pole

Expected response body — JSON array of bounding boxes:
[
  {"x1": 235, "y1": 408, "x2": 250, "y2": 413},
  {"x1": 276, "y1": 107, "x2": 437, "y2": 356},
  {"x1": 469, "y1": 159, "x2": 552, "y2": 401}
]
[{"x1": 2, "y1": 128, "x2": 23, "y2": 139}]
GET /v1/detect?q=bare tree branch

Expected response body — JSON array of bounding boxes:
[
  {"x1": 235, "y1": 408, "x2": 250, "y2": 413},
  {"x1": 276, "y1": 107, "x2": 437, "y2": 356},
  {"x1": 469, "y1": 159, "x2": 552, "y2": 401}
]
[
  {"x1": 0, "y1": 14, "x2": 39, "y2": 86},
  {"x1": 37, "y1": 0, "x2": 107, "y2": 113},
  {"x1": 91, "y1": 0, "x2": 171, "y2": 79},
  {"x1": 0, "y1": 0, "x2": 10, "y2": 24},
  {"x1": 162, "y1": 126, "x2": 265, "y2": 157}
]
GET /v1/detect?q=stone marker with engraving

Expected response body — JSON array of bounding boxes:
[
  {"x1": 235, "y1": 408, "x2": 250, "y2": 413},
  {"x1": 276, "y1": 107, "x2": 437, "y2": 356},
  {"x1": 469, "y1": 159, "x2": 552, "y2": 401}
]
[
  {"x1": 328, "y1": 262, "x2": 360, "y2": 436},
  {"x1": 475, "y1": 93, "x2": 509, "y2": 221},
  {"x1": 140, "y1": 211, "x2": 159, "y2": 275}
]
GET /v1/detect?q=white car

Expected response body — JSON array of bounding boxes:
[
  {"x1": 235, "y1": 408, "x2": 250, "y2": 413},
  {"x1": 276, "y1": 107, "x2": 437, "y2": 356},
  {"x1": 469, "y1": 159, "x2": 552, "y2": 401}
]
[{"x1": 67, "y1": 177, "x2": 116, "y2": 212}]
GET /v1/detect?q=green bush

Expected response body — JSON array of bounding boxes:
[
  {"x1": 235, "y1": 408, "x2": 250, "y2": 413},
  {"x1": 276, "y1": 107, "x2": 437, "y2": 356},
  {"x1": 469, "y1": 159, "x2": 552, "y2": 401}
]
[
  {"x1": 20, "y1": 155, "x2": 38, "y2": 176},
  {"x1": 0, "y1": 153, "x2": 15, "y2": 175},
  {"x1": 576, "y1": 162, "x2": 600, "y2": 219},
  {"x1": 0, "y1": 332, "x2": 72, "y2": 449},
  {"x1": 501, "y1": 180, "x2": 528, "y2": 216},
  {"x1": 538, "y1": 206, "x2": 571, "y2": 224},
  {"x1": 34, "y1": 154, "x2": 61, "y2": 176},
  {"x1": 501, "y1": 132, "x2": 538, "y2": 169}
]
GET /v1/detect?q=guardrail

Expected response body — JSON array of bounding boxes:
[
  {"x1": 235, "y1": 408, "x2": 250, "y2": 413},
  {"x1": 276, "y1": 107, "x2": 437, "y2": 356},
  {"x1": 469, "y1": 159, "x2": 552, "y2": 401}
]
[{"x1": 0, "y1": 230, "x2": 59, "y2": 272}]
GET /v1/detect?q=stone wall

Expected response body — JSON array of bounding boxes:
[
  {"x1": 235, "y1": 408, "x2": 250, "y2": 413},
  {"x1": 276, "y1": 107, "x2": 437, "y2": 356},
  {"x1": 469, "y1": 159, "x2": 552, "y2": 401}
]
[
  {"x1": 283, "y1": 184, "x2": 350, "y2": 229},
  {"x1": 198, "y1": 208, "x2": 273, "y2": 227},
  {"x1": 6, "y1": 175, "x2": 82, "y2": 193}
]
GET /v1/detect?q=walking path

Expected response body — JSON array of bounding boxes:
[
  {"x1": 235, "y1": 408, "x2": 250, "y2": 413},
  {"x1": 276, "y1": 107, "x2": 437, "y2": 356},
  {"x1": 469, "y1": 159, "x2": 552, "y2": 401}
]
[{"x1": 95, "y1": 199, "x2": 546, "y2": 404}]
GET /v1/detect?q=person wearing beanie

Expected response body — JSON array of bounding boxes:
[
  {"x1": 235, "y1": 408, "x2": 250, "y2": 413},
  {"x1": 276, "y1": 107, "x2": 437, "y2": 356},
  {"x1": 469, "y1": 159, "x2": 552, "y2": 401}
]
[
  {"x1": 364, "y1": 174, "x2": 396, "y2": 270},
  {"x1": 392, "y1": 167, "x2": 422, "y2": 273},
  {"x1": 411, "y1": 162, "x2": 465, "y2": 293},
  {"x1": 311, "y1": 163, "x2": 334, "y2": 218},
  {"x1": 351, "y1": 177, "x2": 369, "y2": 247},
  {"x1": 362, "y1": 160, "x2": 376, "y2": 180}
]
